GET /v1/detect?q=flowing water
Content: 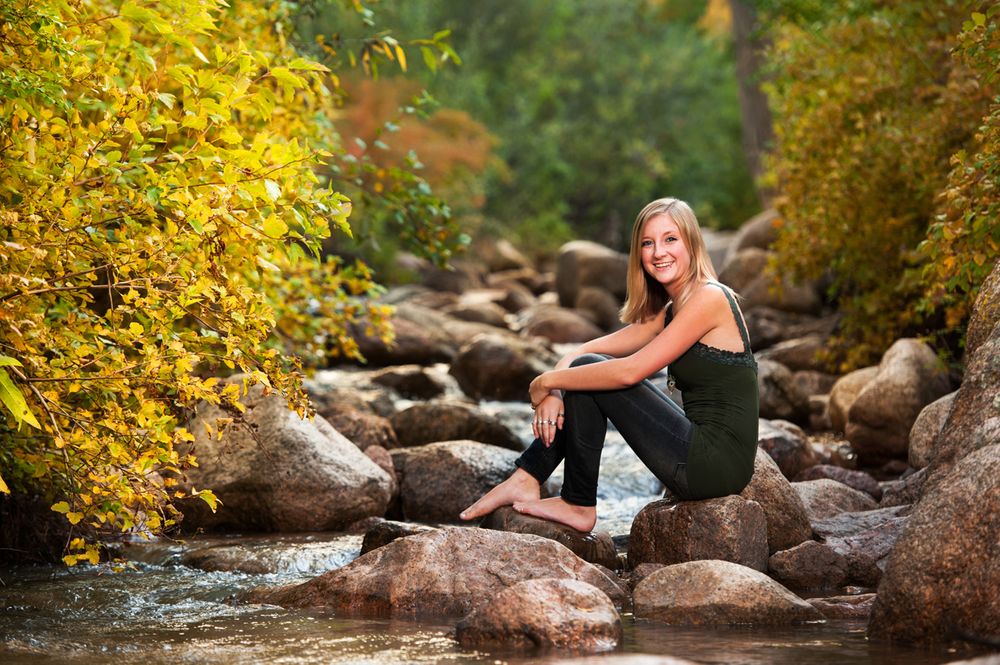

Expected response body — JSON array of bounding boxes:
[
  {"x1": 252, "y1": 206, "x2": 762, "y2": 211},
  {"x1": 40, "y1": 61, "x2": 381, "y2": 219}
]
[{"x1": 0, "y1": 372, "x2": 985, "y2": 664}]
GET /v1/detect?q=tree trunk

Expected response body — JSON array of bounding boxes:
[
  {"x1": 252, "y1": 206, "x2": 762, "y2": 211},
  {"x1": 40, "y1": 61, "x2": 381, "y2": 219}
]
[{"x1": 729, "y1": 0, "x2": 775, "y2": 207}]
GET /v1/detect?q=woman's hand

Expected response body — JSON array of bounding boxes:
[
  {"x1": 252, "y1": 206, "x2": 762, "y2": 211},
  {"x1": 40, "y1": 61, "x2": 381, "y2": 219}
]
[{"x1": 531, "y1": 392, "x2": 564, "y2": 446}]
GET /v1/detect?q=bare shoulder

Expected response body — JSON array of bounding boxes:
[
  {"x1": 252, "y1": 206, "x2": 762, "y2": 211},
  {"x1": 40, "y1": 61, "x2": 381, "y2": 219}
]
[{"x1": 687, "y1": 282, "x2": 731, "y2": 313}]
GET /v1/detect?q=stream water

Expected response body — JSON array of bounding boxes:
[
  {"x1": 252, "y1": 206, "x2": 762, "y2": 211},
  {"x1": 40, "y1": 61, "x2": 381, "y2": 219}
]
[{"x1": 0, "y1": 369, "x2": 984, "y2": 664}]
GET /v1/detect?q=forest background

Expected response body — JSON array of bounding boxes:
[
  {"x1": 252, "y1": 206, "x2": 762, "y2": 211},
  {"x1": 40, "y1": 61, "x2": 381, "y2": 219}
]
[{"x1": 1, "y1": 0, "x2": 998, "y2": 562}]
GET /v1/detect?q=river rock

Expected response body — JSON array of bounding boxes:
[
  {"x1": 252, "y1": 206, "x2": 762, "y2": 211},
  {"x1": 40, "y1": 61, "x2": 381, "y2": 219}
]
[
  {"x1": 552, "y1": 657, "x2": 699, "y2": 665},
  {"x1": 518, "y1": 305, "x2": 604, "y2": 343},
  {"x1": 312, "y1": 402, "x2": 399, "y2": 452},
  {"x1": 845, "y1": 339, "x2": 952, "y2": 465},
  {"x1": 757, "y1": 359, "x2": 808, "y2": 423},
  {"x1": 739, "y1": 447, "x2": 813, "y2": 553},
  {"x1": 823, "y1": 513, "x2": 909, "y2": 587},
  {"x1": 726, "y1": 208, "x2": 780, "y2": 260},
  {"x1": 480, "y1": 507, "x2": 619, "y2": 570},
  {"x1": 419, "y1": 259, "x2": 485, "y2": 294},
  {"x1": 964, "y1": 258, "x2": 1000, "y2": 357},
  {"x1": 444, "y1": 301, "x2": 510, "y2": 328},
  {"x1": 390, "y1": 402, "x2": 522, "y2": 450},
  {"x1": 250, "y1": 527, "x2": 626, "y2": 616},
  {"x1": 485, "y1": 238, "x2": 533, "y2": 273},
  {"x1": 744, "y1": 307, "x2": 799, "y2": 350},
  {"x1": 879, "y1": 467, "x2": 929, "y2": 508},
  {"x1": 793, "y1": 465, "x2": 882, "y2": 501},
  {"x1": 793, "y1": 479, "x2": 878, "y2": 522},
  {"x1": 793, "y1": 370, "x2": 838, "y2": 401},
  {"x1": 359, "y1": 519, "x2": 438, "y2": 555},
  {"x1": 179, "y1": 383, "x2": 392, "y2": 532},
  {"x1": 810, "y1": 505, "x2": 909, "y2": 540},
  {"x1": 718, "y1": 247, "x2": 769, "y2": 293},
  {"x1": 633, "y1": 560, "x2": 822, "y2": 625},
  {"x1": 868, "y1": 444, "x2": 1000, "y2": 645},
  {"x1": 556, "y1": 241, "x2": 628, "y2": 309},
  {"x1": 369, "y1": 365, "x2": 452, "y2": 400},
  {"x1": 389, "y1": 441, "x2": 519, "y2": 523},
  {"x1": 487, "y1": 268, "x2": 548, "y2": 299},
  {"x1": 767, "y1": 540, "x2": 848, "y2": 590},
  {"x1": 455, "y1": 578, "x2": 622, "y2": 651},
  {"x1": 908, "y1": 391, "x2": 956, "y2": 469},
  {"x1": 922, "y1": 289, "x2": 1000, "y2": 485},
  {"x1": 450, "y1": 333, "x2": 559, "y2": 402},
  {"x1": 828, "y1": 366, "x2": 878, "y2": 433},
  {"x1": 350, "y1": 302, "x2": 457, "y2": 366},
  {"x1": 742, "y1": 269, "x2": 823, "y2": 315},
  {"x1": 757, "y1": 335, "x2": 827, "y2": 372},
  {"x1": 807, "y1": 593, "x2": 876, "y2": 620},
  {"x1": 758, "y1": 419, "x2": 816, "y2": 479},
  {"x1": 627, "y1": 496, "x2": 768, "y2": 572},
  {"x1": 575, "y1": 286, "x2": 623, "y2": 331}
]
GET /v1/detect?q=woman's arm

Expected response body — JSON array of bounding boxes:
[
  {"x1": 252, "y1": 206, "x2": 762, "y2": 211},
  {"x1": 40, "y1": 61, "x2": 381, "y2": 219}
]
[
  {"x1": 530, "y1": 286, "x2": 729, "y2": 404},
  {"x1": 552, "y1": 308, "x2": 667, "y2": 370}
]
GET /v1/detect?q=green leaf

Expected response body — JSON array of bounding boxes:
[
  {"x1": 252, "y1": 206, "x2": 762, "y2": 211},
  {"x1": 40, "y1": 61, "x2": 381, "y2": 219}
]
[
  {"x1": 0, "y1": 355, "x2": 22, "y2": 368},
  {"x1": 972, "y1": 12, "x2": 986, "y2": 26},
  {"x1": 0, "y1": 368, "x2": 41, "y2": 430}
]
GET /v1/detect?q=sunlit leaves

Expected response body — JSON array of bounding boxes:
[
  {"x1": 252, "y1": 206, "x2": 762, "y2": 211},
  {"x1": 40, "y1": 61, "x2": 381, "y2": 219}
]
[{"x1": 0, "y1": 0, "x2": 452, "y2": 563}]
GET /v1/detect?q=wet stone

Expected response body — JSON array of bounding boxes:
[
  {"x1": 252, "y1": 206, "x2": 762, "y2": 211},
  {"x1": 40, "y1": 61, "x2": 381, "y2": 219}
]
[{"x1": 480, "y1": 507, "x2": 620, "y2": 571}]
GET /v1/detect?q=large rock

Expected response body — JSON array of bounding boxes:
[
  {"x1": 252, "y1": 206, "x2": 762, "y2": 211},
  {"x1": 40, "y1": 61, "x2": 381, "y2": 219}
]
[
  {"x1": 179, "y1": 383, "x2": 392, "y2": 532},
  {"x1": 556, "y1": 241, "x2": 628, "y2": 309},
  {"x1": 443, "y1": 301, "x2": 510, "y2": 328},
  {"x1": 359, "y1": 519, "x2": 438, "y2": 556},
  {"x1": 311, "y1": 402, "x2": 398, "y2": 452},
  {"x1": 725, "y1": 208, "x2": 780, "y2": 260},
  {"x1": 739, "y1": 447, "x2": 813, "y2": 553},
  {"x1": 828, "y1": 366, "x2": 878, "y2": 433},
  {"x1": 389, "y1": 402, "x2": 522, "y2": 450},
  {"x1": 757, "y1": 359, "x2": 808, "y2": 423},
  {"x1": 627, "y1": 496, "x2": 768, "y2": 572},
  {"x1": 484, "y1": 238, "x2": 533, "y2": 273},
  {"x1": 742, "y1": 267, "x2": 823, "y2": 315},
  {"x1": 758, "y1": 419, "x2": 817, "y2": 479},
  {"x1": 455, "y1": 578, "x2": 621, "y2": 651},
  {"x1": 822, "y1": 513, "x2": 909, "y2": 587},
  {"x1": 868, "y1": 444, "x2": 1000, "y2": 645},
  {"x1": 250, "y1": 527, "x2": 626, "y2": 617},
  {"x1": 907, "y1": 391, "x2": 956, "y2": 470},
  {"x1": 450, "y1": 333, "x2": 558, "y2": 402},
  {"x1": 845, "y1": 339, "x2": 951, "y2": 465},
  {"x1": 811, "y1": 505, "x2": 909, "y2": 540},
  {"x1": 767, "y1": 540, "x2": 848, "y2": 591},
  {"x1": 964, "y1": 258, "x2": 1000, "y2": 357},
  {"x1": 389, "y1": 440, "x2": 519, "y2": 523},
  {"x1": 481, "y1": 507, "x2": 619, "y2": 571},
  {"x1": 923, "y1": 286, "x2": 1000, "y2": 483},
  {"x1": 718, "y1": 247, "x2": 769, "y2": 293},
  {"x1": 807, "y1": 593, "x2": 877, "y2": 620},
  {"x1": 575, "y1": 286, "x2": 623, "y2": 331},
  {"x1": 369, "y1": 365, "x2": 451, "y2": 400},
  {"x1": 794, "y1": 465, "x2": 882, "y2": 501},
  {"x1": 793, "y1": 479, "x2": 878, "y2": 522},
  {"x1": 633, "y1": 560, "x2": 822, "y2": 625},
  {"x1": 518, "y1": 305, "x2": 604, "y2": 343},
  {"x1": 757, "y1": 335, "x2": 827, "y2": 372},
  {"x1": 350, "y1": 302, "x2": 457, "y2": 366}
]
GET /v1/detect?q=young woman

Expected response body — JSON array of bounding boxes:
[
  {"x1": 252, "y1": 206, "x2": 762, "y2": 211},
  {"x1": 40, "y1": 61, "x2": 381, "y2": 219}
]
[{"x1": 460, "y1": 198, "x2": 759, "y2": 532}]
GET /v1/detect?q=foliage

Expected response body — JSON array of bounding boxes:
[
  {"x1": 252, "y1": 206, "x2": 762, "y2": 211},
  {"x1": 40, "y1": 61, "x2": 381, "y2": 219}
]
[
  {"x1": 297, "y1": 0, "x2": 759, "y2": 256},
  {"x1": 761, "y1": 0, "x2": 997, "y2": 368},
  {"x1": 0, "y1": 0, "x2": 459, "y2": 563},
  {"x1": 920, "y1": 5, "x2": 1000, "y2": 333}
]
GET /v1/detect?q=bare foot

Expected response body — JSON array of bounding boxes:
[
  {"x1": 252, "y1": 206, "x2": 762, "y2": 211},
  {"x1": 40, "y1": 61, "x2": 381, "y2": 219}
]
[
  {"x1": 459, "y1": 468, "x2": 541, "y2": 521},
  {"x1": 512, "y1": 497, "x2": 597, "y2": 532}
]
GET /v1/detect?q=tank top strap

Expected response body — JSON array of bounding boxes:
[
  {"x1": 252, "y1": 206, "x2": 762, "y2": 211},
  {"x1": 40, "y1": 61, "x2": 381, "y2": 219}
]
[{"x1": 707, "y1": 280, "x2": 753, "y2": 354}]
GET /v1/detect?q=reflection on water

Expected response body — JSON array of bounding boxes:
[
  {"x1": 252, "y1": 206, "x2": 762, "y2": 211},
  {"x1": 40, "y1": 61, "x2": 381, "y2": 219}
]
[{"x1": 0, "y1": 553, "x2": 976, "y2": 665}]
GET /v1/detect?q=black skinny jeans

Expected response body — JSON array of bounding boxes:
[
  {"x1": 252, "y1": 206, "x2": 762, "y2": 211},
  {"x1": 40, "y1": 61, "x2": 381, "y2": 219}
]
[{"x1": 515, "y1": 353, "x2": 694, "y2": 505}]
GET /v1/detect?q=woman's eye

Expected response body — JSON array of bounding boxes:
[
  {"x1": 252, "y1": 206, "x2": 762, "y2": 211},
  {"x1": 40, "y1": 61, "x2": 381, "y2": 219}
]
[{"x1": 641, "y1": 240, "x2": 653, "y2": 247}]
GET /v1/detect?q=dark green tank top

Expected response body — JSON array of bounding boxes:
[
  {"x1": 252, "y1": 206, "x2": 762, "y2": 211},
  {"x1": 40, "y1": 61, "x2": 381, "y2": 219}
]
[{"x1": 665, "y1": 281, "x2": 759, "y2": 499}]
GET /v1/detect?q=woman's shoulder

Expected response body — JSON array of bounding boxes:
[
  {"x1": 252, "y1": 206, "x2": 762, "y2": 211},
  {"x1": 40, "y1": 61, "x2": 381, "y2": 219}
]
[{"x1": 689, "y1": 280, "x2": 733, "y2": 309}]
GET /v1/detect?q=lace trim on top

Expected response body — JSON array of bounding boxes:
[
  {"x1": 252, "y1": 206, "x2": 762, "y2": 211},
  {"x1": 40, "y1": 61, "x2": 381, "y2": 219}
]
[{"x1": 689, "y1": 340, "x2": 757, "y2": 369}]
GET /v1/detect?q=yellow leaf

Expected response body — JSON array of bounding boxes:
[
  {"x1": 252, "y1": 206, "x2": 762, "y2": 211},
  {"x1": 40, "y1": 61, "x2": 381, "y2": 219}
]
[
  {"x1": 0, "y1": 473, "x2": 9, "y2": 494},
  {"x1": 51, "y1": 501, "x2": 70, "y2": 514},
  {"x1": 67, "y1": 512, "x2": 84, "y2": 525}
]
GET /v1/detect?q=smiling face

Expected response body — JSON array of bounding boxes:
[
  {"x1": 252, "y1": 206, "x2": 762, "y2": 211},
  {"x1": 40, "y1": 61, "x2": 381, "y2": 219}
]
[{"x1": 640, "y1": 213, "x2": 691, "y2": 296}]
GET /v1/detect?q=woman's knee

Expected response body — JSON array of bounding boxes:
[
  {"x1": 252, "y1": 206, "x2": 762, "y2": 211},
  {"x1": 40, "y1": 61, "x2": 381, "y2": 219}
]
[{"x1": 569, "y1": 353, "x2": 611, "y2": 368}]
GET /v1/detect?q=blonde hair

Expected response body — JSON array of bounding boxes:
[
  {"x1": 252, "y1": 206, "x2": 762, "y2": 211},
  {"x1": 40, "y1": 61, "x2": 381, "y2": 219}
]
[{"x1": 620, "y1": 197, "x2": 718, "y2": 324}]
